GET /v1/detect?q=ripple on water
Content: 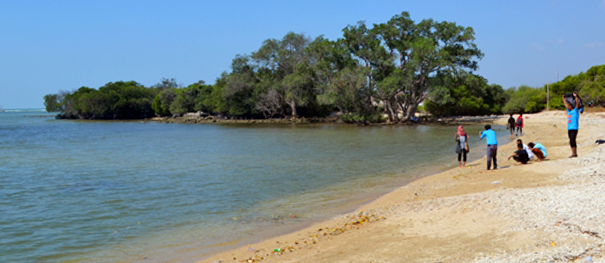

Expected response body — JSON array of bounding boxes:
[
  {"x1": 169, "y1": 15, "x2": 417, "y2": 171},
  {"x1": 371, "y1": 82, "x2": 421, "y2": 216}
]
[{"x1": 0, "y1": 113, "x2": 511, "y2": 263}]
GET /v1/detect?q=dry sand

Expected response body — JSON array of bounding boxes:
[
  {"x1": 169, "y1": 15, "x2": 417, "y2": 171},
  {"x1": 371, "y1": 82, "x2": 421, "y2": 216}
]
[{"x1": 194, "y1": 111, "x2": 605, "y2": 263}]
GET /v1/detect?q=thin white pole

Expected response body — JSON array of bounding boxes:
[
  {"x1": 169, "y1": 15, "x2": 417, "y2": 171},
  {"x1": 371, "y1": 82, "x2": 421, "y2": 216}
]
[{"x1": 547, "y1": 82, "x2": 550, "y2": 111}]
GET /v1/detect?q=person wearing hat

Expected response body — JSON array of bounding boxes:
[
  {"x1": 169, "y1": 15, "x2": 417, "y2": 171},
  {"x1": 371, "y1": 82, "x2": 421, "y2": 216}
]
[{"x1": 479, "y1": 124, "x2": 498, "y2": 170}]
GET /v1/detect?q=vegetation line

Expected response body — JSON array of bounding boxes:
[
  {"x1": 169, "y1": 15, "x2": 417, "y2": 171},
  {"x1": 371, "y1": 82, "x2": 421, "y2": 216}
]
[{"x1": 43, "y1": 12, "x2": 605, "y2": 122}]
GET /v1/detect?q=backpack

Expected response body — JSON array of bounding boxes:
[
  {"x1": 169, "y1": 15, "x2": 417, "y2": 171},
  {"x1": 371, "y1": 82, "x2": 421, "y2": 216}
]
[
  {"x1": 564, "y1": 93, "x2": 584, "y2": 113},
  {"x1": 516, "y1": 117, "x2": 522, "y2": 126}
]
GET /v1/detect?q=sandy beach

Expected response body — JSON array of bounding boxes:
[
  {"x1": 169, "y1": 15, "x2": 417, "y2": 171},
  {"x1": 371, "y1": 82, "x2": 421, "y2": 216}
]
[{"x1": 196, "y1": 111, "x2": 605, "y2": 263}]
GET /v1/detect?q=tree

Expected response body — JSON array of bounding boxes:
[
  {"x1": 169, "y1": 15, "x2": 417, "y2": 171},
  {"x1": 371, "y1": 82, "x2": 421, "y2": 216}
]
[
  {"x1": 250, "y1": 32, "x2": 314, "y2": 117},
  {"x1": 307, "y1": 37, "x2": 374, "y2": 117},
  {"x1": 425, "y1": 71, "x2": 502, "y2": 116},
  {"x1": 51, "y1": 81, "x2": 155, "y2": 119},
  {"x1": 579, "y1": 65, "x2": 605, "y2": 106},
  {"x1": 502, "y1": 85, "x2": 545, "y2": 114},
  {"x1": 152, "y1": 78, "x2": 180, "y2": 90},
  {"x1": 221, "y1": 56, "x2": 261, "y2": 116},
  {"x1": 342, "y1": 12, "x2": 483, "y2": 122},
  {"x1": 152, "y1": 88, "x2": 176, "y2": 116},
  {"x1": 192, "y1": 81, "x2": 215, "y2": 113},
  {"x1": 44, "y1": 94, "x2": 62, "y2": 112},
  {"x1": 256, "y1": 89, "x2": 285, "y2": 118},
  {"x1": 580, "y1": 81, "x2": 605, "y2": 106},
  {"x1": 318, "y1": 66, "x2": 371, "y2": 115}
]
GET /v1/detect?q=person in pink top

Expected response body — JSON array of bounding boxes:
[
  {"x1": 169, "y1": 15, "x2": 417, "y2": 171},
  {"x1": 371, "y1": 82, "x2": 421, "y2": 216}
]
[{"x1": 455, "y1": 125, "x2": 469, "y2": 167}]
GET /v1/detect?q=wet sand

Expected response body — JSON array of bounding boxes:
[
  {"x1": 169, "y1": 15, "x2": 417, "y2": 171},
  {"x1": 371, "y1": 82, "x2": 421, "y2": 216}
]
[{"x1": 188, "y1": 111, "x2": 605, "y2": 263}]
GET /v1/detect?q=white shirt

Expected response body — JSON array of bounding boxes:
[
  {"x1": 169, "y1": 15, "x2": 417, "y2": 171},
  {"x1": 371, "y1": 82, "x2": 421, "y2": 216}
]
[{"x1": 523, "y1": 144, "x2": 534, "y2": 159}]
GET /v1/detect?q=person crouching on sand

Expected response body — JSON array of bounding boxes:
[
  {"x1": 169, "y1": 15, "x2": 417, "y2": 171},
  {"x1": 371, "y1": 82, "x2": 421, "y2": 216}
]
[
  {"x1": 508, "y1": 144, "x2": 529, "y2": 164},
  {"x1": 455, "y1": 125, "x2": 469, "y2": 167},
  {"x1": 516, "y1": 139, "x2": 534, "y2": 160},
  {"x1": 479, "y1": 125, "x2": 498, "y2": 170},
  {"x1": 528, "y1": 142, "x2": 547, "y2": 162}
]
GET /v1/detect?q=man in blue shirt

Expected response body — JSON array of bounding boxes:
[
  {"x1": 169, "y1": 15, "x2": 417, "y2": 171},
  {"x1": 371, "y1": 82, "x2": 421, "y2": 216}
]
[
  {"x1": 563, "y1": 93, "x2": 580, "y2": 158},
  {"x1": 480, "y1": 124, "x2": 498, "y2": 170}
]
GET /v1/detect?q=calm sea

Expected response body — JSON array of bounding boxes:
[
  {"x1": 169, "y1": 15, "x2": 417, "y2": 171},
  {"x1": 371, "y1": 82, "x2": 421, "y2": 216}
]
[{"x1": 0, "y1": 110, "x2": 509, "y2": 263}]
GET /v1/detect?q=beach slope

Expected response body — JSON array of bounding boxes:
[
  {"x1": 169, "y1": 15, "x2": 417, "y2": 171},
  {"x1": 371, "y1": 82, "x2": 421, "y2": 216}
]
[{"x1": 199, "y1": 111, "x2": 605, "y2": 263}]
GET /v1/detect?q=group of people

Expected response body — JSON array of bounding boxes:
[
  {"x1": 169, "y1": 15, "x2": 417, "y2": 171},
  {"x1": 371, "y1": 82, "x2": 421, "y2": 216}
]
[
  {"x1": 456, "y1": 92, "x2": 581, "y2": 169},
  {"x1": 507, "y1": 114, "x2": 524, "y2": 136},
  {"x1": 507, "y1": 139, "x2": 547, "y2": 164}
]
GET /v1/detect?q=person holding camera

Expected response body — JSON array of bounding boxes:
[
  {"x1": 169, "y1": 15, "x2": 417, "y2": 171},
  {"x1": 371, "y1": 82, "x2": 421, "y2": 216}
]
[{"x1": 479, "y1": 125, "x2": 498, "y2": 170}]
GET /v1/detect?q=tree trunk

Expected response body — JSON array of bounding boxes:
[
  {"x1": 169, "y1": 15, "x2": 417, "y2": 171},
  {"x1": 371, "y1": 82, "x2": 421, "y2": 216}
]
[
  {"x1": 385, "y1": 101, "x2": 397, "y2": 122},
  {"x1": 407, "y1": 103, "x2": 419, "y2": 121},
  {"x1": 289, "y1": 100, "x2": 297, "y2": 117}
]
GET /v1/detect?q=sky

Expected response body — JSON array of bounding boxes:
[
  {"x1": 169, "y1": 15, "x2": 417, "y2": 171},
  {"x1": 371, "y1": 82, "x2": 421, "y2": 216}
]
[{"x1": 0, "y1": 0, "x2": 604, "y2": 109}]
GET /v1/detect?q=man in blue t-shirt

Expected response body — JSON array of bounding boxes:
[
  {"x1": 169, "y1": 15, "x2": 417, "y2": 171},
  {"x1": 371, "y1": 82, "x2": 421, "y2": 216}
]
[
  {"x1": 480, "y1": 124, "x2": 498, "y2": 170},
  {"x1": 563, "y1": 93, "x2": 580, "y2": 158}
]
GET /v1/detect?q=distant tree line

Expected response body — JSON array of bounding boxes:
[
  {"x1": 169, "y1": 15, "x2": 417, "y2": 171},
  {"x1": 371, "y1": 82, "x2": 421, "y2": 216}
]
[
  {"x1": 500, "y1": 65, "x2": 605, "y2": 114},
  {"x1": 424, "y1": 71, "x2": 507, "y2": 116},
  {"x1": 54, "y1": 11, "x2": 597, "y2": 121}
]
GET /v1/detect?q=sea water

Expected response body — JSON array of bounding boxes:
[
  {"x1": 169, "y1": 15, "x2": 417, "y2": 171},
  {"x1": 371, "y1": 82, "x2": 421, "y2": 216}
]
[{"x1": 0, "y1": 110, "x2": 509, "y2": 262}]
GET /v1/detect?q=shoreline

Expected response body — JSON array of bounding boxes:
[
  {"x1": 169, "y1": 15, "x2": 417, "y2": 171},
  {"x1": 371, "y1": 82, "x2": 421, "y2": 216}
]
[
  {"x1": 148, "y1": 115, "x2": 501, "y2": 126},
  {"x1": 191, "y1": 111, "x2": 605, "y2": 263},
  {"x1": 122, "y1": 122, "x2": 511, "y2": 263}
]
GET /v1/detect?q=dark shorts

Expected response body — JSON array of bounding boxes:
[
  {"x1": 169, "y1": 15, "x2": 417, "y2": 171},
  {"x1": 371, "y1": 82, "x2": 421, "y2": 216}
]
[
  {"x1": 513, "y1": 155, "x2": 529, "y2": 164},
  {"x1": 568, "y1": 129, "x2": 578, "y2": 148}
]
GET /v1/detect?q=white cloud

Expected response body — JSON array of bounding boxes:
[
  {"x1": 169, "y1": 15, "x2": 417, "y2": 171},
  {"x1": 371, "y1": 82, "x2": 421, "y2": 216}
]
[
  {"x1": 547, "y1": 38, "x2": 565, "y2": 44},
  {"x1": 584, "y1": 42, "x2": 604, "y2": 48},
  {"x1": 531, "y1": 43, "x2": 546, "y2": 51}
]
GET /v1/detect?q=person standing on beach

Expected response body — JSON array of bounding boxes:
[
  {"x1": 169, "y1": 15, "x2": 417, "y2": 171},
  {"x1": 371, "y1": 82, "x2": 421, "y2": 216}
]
[
  {"x1": 515, "y1": 114, "x2": 524, "y2": 136},
  {"x1": 480, "y1": 125, "x2": 498, "y2": 170},
  {"x1": 563, "y1": 93, "x2": 580, "y2": 158},
  {"x1": 507, "y1": 114, "x2": 515, "y2": 135},
  {"x1": 455, "y1": 125, "x2": 469, "y2": 167}
]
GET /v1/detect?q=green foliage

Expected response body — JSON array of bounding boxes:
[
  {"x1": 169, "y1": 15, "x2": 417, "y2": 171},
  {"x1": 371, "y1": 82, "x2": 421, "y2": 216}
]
[
  {"x1": 152, "y1": 88, "x2": 175, "y2": 116},
  {"x1": 545, "y1": 65, "x2": 605, "y2": 109},
  {"x1": 193, "y1": 81, "x2": 214, "y2": 112},
  {"x1": 57, "y1": 81, "x2": 157, "y2": 119},
  {"x1": 43, "y1": 93, "x2": 62, "y2": 112},
  {"x1": 499, "y1": 65, "x2": 605, "y2": 114},
  {"x1": 425, "y1": 72, "x2": 505, "y2": 117},
  {"x1": 350, "y1": 12, "x2": 484, "y2": 121},
  {"x1": 502, "y1": 86, "x2": 545, "y2": 114},
  {"x1": 548, "y1": 96, "x2": 565, "y2": 110},
  {"x1": 340, "y1": 112, "x2": 385, "y2": 124},
  {"x1": 54, "y1": 12, "x2": 598, "y2": 121}
]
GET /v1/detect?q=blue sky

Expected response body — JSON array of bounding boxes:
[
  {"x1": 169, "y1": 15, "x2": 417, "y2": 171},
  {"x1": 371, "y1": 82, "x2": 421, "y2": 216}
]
[{"x1": 1, "y1": 0, "x2": 604, "y2": 109}]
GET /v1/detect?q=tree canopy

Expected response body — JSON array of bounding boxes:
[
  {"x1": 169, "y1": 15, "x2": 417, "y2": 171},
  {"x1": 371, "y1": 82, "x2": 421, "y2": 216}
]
[
  {"x1": 45, "y1": 11, "x2": 523, "y2": 122},
  {"x1": 500, "y1": 65, "x2": 605, "y2": 114}
]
